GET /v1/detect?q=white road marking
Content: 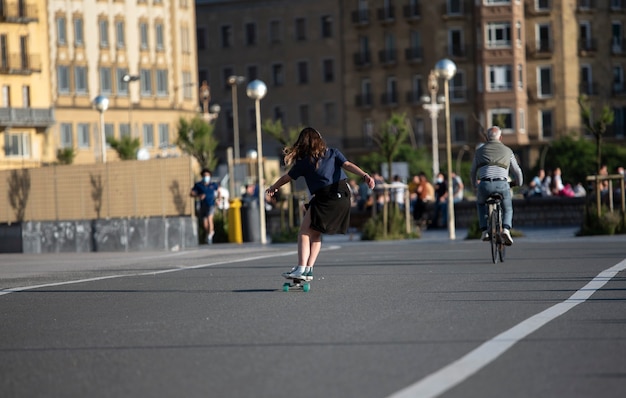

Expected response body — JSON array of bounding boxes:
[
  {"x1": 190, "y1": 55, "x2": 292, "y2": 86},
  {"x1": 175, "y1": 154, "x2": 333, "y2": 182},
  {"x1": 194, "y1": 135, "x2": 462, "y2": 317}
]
[
  {"x1": 0, "y1": 250, "x2": 297, "y2": 297},
  {"x1": 387, "y1": 258, "x2": 626, "y2": 398}
]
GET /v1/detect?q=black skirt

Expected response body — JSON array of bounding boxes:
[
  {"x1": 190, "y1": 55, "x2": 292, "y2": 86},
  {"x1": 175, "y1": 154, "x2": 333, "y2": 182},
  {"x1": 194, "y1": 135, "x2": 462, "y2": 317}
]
[{"x1": 309, "y1": 180, "x2": 352, "y2": 234}]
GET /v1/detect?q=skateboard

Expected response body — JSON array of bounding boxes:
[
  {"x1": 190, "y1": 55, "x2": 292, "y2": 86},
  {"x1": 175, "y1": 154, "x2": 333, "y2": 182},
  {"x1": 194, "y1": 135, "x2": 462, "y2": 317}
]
[{"x1": 282, "y1": 276, "x2": 311, "y2": 292}]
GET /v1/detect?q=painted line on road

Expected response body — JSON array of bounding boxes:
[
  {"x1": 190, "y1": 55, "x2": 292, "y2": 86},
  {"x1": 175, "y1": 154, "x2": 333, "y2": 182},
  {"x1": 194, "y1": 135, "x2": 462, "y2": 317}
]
[
  {"x1": 387, "y1": 258, "x2": 626, "y2": 398},
  {"x1": 0, "y1": 249, "x2": 307, "y2": 297}
]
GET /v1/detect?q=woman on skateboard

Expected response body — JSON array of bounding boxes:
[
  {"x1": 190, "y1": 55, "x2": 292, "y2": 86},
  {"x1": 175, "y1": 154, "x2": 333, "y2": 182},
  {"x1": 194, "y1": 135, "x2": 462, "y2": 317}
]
[{"x1": 266, "y1": 127, "x2": 375, "y2": 281}]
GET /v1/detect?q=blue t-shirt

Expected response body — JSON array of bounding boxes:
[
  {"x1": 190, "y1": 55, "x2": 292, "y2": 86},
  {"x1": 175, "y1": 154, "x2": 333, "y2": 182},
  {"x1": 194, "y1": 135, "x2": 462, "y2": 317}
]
[
  {"x1": 192, "y1": 181, "x2": 219, "y2": 207},
  {"x1": 287, "y1": 148, "x2": 348, "y2": 194}
]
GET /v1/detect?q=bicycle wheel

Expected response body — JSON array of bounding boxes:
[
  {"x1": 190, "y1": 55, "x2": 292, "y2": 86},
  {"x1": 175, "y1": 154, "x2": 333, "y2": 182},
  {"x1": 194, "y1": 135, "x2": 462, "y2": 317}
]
[
  {"x1": 489, "y1": 207, "x2": 498, "y2": 264},
  {"x1": 497, "y1": 206, "x2": 506, "y2": 262}
]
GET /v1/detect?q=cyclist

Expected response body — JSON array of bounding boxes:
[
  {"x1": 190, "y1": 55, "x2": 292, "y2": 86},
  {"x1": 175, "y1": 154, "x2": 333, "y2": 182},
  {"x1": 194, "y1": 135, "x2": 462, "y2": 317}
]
[{"x1": 470, "y1": 126, "x2": 523, "y2": 245}]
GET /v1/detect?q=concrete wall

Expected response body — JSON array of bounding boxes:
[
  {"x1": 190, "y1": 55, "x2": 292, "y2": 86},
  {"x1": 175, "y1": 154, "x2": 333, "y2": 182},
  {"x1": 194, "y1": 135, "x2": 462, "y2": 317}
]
[{"x1": 0, "y1": 216, "x2": 198, "y2": 254}]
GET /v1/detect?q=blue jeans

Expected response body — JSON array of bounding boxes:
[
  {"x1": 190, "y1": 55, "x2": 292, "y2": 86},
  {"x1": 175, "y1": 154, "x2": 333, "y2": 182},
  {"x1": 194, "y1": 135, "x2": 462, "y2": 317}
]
[{"x1": 476, "y1": 180, "x2": 513, "y2": 230}]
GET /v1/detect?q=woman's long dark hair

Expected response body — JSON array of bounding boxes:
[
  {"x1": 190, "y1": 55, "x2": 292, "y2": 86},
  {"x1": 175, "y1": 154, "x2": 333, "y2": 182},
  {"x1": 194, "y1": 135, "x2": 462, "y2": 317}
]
[{"x1": 283, "y1": 127, "x2": 327, "y2": 168}]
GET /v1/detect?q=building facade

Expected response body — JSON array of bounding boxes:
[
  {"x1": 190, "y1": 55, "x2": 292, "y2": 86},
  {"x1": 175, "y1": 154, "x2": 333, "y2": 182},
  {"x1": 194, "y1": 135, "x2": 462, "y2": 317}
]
[
  {"x1": 195, "y1": 0, "x2": 344, "y2": 160},
  {"x1": 0, "y1": 0, "x2": 55, "y2": 170}
]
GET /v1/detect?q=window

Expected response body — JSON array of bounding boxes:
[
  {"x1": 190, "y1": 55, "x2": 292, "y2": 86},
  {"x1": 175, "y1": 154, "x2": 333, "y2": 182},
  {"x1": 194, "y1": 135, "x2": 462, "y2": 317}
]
[
  {"x1": 105, "y1": 124, "x2": 114, "y2": 144},
  {"x1": 612, "y1": 107, "x2": 626, "y2": 137},
  {"x1": 519, "y1": 108, "x2": 526, "y2": 132},
  {"x1": 158, "y1": 124, "x2": 169, "y2": 147},
  {"x1": 579, "y1": 22, "x2": 592, "y2": 51},
  {"x1": 221, "y1": 25, "x2": 232, "y2": 48},
  {"x1": 297, "y1": 61, "x2": 308, "y2": 84},
  {"x1": 536, "y1": 23, "x2": 551, "y2": 51},
  {"x1": 295, "y1": 18, "x2": 306, "y2": 41},
  {"x1": 247, "y1": 65, "x2": 258, "y2": 81},
  {"x1": 485, "y1": 0, "x2": 511, "y2": 4},
  {"x1": 612, "y1": 22, "x2": 623, "y2": 53},
  {"x1": 486, "y1": 22, "x2": 511, "y2": 48},
  {"x1": 536, "y1": 0, "x2": 550, "y2": 10},
  {"x1": 156, "y1": 70, "x2": 168, "y2": 96},
  {"x1": 119, "y1": 123, "x2": 131, "y2": 138},
  {"x1": 272, "y1": 63, "x2": 284, "y2": 86},
  {"x1": 197, "y1": 28, "x2": 206, "y2": 50},
  {"x1": 273, "y1": 106, "x2": 284, "y2": 123},
  {"x1": 581, "y1": 64, "x2": 593, "y2": 95},
  {"x1": 100, "y1": 67, "x2": 112, "y2": 94},
  {"x1": 538, "y1": 66, "x2": 553, "y2": 97},
  {"x1": 385, "y1": 76, "x2": 398, "y2": 105},
  {"x1": 0, "y1": 35, "x2": 7, "y2": 71},
  {"x1": 363, "y1": 119, "x2": 374, "y2": 146},
  {"x1": 57, "y1": 17, "x2": 67, "y2": 45},
  {"x1": 322, "y1": 59, "x2": 334, "y2": 82},
  {"x1": 181, "y1": 26, "x2": 190, "y2": 53},
  {"x1": 4, "y1": 132, "x2": 30, "y2": 157},
  {"x1": 612, "y1": 0, "x2": 624, "y2": 10},
  {"x1": 411, "y1": 74, "x2": 423, "y2": 102},
  {"x1": 321, "y1": 15, "x2": 333, "y2": 38},
  {"x1": 74, "y1": 18, "x2": 84, "y2": 46},
  {"x1": 75, "y1": 66, "x2": 87, "y2": 94},
  {"x1": 269, "y1": 20, "x2": 281, "y2": 43},
  {"x1": 143, "y1": 124, "x2": 154, "y2": 147},
  {"x1": 449, "y1": 28, "x2": 464, "y2": 57},
  {"x1": 60, "y1": 123, "x2": 73, "y2": 148},
  {"x1": 516, "y1": 21, "x2": 522, "y2": 47},
  {"x1": 613, "y1": 65, "x2": 624, "y2": 93},
  {"x1": 114, "y1": 21, "x2": 125, "y2": 49},
  {"x1": 540, "y1": 109, "x2": 553, "y2": 138},
  {"x1": 517, "y1": 64, "x2": 523, "y2": 89},
  {"x1": 448, "y1": 0, "x2": 463, "y2": 15},
  {"x1": 99, "y1": 20, "x2": 109, "y2": 48},
  {"x1": 117, "y1": 68, "x2": 129, "y2": 95},
  {"x1": 245, "y1": 23, "x2": 257, "y2": 46},
  {"x1": 57, "y1": 66, "x2": 70, "y2": 93},
  {"x1": 182, "y1": 72, "x2": 193, "y2": 99},
  {"x1": 21, "y1": 85, "x2": 30, "y2": 108},
  {"x1": 488, "y1": 65, "x2": 512, "y2": 91},
  {"x1": 78, "y1": 123, "x2": 90, "y2": 148},
  {"x1": 451, "y1": 71, "x2": 466, "y2": 101},
  {"x1": 453, "y1": 116, "x2": 466, "y2": 142},
  {"x1": 324, "y1": 102, "x2": 336, "y2": 126},
  {"x1": 299, "y1": 104, "x2": 310, "y2": 126},
  {"x1": 490, "y1": 109, "x2": 514, "y2": 131},
  {"x1": 140, "y1": 69, "x2": 152, "y2": 95},
  {"x1": 156, "y1": 23, "x2": 164, "y2": 50},
  {"x1": 140, "y1": 23, "x2": 149, "y2": 49}
]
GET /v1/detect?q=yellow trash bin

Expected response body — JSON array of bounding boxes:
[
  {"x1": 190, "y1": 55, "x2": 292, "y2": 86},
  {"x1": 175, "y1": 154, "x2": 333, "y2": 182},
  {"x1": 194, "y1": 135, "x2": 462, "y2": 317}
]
[{"x1": 228, "y1": 198, "x2": 243, "y2": 244}]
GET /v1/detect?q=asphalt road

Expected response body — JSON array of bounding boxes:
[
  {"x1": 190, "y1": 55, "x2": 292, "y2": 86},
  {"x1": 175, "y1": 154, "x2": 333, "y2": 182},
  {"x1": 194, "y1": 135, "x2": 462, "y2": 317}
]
[{"x1": 1, "y1": 228, "x2": 625, "y2": 398}]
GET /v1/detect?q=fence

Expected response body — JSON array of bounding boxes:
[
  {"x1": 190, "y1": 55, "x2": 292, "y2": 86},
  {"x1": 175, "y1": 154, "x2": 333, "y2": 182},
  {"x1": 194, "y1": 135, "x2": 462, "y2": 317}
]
[{"x1": 0, "y1": 157, "x2": 196, "y2": 224}]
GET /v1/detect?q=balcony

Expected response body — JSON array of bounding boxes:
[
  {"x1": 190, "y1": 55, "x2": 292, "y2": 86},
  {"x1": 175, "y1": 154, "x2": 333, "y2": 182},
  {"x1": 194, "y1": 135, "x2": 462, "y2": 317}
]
[
  {"x1": 0, "y1": 53, "x2": 42, "y2": 74},
  {"x1": 0, "y1": 1, "x2": 38, "y2": 23},
  {"x1": 448, "y1": 44, "x2": 469, "y2": 59},
  {"x1": 0, "y1": 107, "x2": 55, "y2": 128},
  {"x1": 610, "y1": 39, "x2": 626, "y2": 56},
  {"x1": 612, "y1": 82, "x2": 626, "y2": 96},
  {"x1": 526, "y1": 40, "x2": 553, "y2": 58},
  {"x1": 403, "y1": 3, "x2": 421, "y2": 21},
  {"x1": 380, "y1": 92, "x2": 399, "y2": 106},
  {"x1": 353, "y1": 51, "x2": 372, "y2": 68},
  {"x1": 377, "y1": 6, "x2": 395, "y2": 24},
  {"x1": 351, "y1": 9, "x2": 370, "y2": 26},
  {"x1": 378, "y1": 49, "x2": 397, "y2": 66},
  {"x1": 355, "y1": 93, "x2": 373, "y2": 108},
  {"x1": 578, "y1": 39, "x2": 597, "y2": 55},
  {"x1": 406, "y1": 90, "x2": 424, "y2": 105},
  {"x1": 579, "y1": 82, "x2": 599, "y2": 96},
  {"x1": 405, "y1": 47, "x2": 423, "y2": 63},
  {"x1": 576, "y1": 0, "x2": 596, "y2": 12}
]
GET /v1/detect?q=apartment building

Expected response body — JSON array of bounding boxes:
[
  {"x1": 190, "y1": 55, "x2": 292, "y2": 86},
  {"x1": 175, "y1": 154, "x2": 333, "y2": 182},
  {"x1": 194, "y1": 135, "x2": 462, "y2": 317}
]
[
  {"x1": 0, "y1": 0, "x2": 55, "y2": 170},
  {"x1": 195, "y1": 0, "x2": 344, "y2": 160},
  {"x1": 48, "y1": 0, "x2": 200, "y2": 165}
]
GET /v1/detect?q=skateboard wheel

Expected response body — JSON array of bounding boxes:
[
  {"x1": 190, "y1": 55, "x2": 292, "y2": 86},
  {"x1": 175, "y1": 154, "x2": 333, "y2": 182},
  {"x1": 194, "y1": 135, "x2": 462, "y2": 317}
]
[
  {"x1": 302, "y1": 283, "x2": 310, "y2": 292},
  {"x1": 282, "y1": 283, "x2": 290, "y2": 292}
]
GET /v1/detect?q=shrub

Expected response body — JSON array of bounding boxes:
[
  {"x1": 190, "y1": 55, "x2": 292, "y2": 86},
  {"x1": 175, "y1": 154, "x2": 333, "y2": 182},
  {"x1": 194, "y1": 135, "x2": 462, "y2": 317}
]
[{"x1": 361, "y1": 205, "x2": 419, "y2": 241}]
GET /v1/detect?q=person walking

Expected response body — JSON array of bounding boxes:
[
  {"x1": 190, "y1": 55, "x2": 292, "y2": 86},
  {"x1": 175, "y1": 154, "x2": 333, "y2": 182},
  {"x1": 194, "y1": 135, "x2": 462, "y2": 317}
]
[
  {"x1": 470, "y1": 126, "x2": 523, "y2": 245},
  {"x1": 190, "y1": 168, "x2": 221, "y2": 244},
  {"x1": 266, "y1": 127, "x2": 375, "y2": 281}
]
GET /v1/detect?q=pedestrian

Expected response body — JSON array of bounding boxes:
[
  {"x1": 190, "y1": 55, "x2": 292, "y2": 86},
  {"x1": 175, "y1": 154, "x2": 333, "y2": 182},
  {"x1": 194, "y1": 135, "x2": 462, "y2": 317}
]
[
  {"x1": 470, "y1": 126, "x2": 523, "y2": 245},
  {"x1": 190, "y1": 168, "x2": 221, "y2": 244},
  {"x1": 412, "y1": 171, "x2": 435, "y2": 228},
  {"x1": 451, "y1": 171, "x2": 464, "y2": 203},
  {"x1": 390, "y1": 175, "x2": 406, "y2": 210},
  {"x1": 266, "y1": 127, "x2": 375, "y2": 281},
  {"x1": 432, "y1": 172, "x2": 448, "y2": 228}
]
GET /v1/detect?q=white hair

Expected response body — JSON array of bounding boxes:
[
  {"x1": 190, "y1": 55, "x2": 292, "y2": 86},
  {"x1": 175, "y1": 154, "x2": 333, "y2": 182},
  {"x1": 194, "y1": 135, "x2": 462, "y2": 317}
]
[{"x1": 487, "y1": 126, "x2": 502, "y2": 141}]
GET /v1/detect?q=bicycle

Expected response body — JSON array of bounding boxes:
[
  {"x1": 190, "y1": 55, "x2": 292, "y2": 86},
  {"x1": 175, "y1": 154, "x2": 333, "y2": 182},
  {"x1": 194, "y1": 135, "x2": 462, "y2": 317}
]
[{"x1": 486, "y1": 192, "x2": 506, "y2": 263}]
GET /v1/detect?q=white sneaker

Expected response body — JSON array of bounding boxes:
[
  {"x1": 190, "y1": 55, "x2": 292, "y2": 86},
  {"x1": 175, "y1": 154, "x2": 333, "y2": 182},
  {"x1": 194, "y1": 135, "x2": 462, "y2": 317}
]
[
  {"x1": 282, "y1": 267, "x2": 305, "y2": 280},
  {"x1": 501, "y1": 229, "x2": 513, "y2": 246},
  {"x1": 481, "y1": 230, "x2": 490, "y2": 242},
  {"x1": 207, "y1": 231, "x2": 215, "y2": 244}
]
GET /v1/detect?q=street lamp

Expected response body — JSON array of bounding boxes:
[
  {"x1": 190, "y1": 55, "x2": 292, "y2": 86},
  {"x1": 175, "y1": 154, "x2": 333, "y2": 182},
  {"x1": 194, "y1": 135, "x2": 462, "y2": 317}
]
[
  {"x1": 93, "y1": 95, "x2": 109, "y2": 163},
  {"x1": 421, "y1": 70, "x2": 445, "y2": 180},
  {"x1": 122, "y1": 74, "x2": 140, "y2": 137},
  {"x1": 434, "y1": 58, "x2": 457, "y2": 240},
  {"x1": 246, "y1": 79, "x2": 268, "y2": 244},
  {"x1": 227, "y1": 75, "x2": 246, "y2": 162}
]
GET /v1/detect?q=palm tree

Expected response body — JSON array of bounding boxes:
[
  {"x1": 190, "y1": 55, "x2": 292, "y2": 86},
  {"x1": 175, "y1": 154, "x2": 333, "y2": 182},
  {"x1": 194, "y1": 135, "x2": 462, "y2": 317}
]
[
  {"x1": 579, "y1": 95, "x2": 615, "y2": 173},
  {"x1": 176, "y1": 116, "x2": 219, "y2": 170}
]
